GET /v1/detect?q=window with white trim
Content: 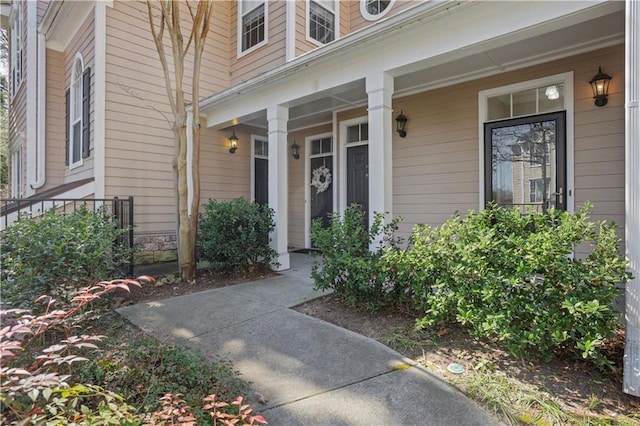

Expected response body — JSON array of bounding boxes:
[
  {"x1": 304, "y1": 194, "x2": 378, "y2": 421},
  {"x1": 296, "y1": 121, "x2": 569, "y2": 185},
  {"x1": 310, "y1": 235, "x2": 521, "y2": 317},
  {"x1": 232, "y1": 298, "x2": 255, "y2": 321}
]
[
  {"x1": 70, "y1": 56, "x2": 84, "y2": 167},
  {"x1": 240, "y1": 0, "x2": 266, "y2": 53},
  {"x1": 308, "y1": 0, "x2": 335, "y2": 44},
  {"x1": 360, "y1": 0, "x2": 393, "y2": 21},
  {"x1": 10, "y1": 1, "x2": 23, "y2": 96}
]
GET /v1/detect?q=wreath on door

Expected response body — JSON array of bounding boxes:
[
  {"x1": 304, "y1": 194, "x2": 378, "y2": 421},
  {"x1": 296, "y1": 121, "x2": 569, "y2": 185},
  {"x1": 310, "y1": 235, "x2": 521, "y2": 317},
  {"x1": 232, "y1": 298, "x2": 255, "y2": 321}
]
[{"x1": 311, "y1": 166, "x2": 332, "y2": 194}]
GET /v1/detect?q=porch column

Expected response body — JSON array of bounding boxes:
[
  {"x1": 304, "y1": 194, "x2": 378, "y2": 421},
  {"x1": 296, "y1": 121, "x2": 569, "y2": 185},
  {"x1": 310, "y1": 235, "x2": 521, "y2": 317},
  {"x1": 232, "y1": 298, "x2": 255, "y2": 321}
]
[
  {"x1": 267, "y1": 105, "x2": 291, "y2": 271},
  {"x1": 624, "y1": 0, "x2": 640, "y2": 397},
  {"x1": 366, "y1": 73, "x2": 394, "y2": 232}
]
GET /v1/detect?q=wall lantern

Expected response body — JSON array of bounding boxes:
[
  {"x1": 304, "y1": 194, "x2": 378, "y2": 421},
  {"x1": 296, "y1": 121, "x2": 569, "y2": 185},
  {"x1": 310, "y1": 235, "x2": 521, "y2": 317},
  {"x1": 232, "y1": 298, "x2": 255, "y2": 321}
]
[
  {"x1": 228, "y1": 131, "x2": 238, "y2": 153},
  {"x1": 395, "y1": 110, "x2": 407, "y2": 138},
  {"x1": 589, "y1": 67, "x2": 612, "y2": 107},
  {"x1": 290, "y1": 140, "x2": 300, "y2": 159}
]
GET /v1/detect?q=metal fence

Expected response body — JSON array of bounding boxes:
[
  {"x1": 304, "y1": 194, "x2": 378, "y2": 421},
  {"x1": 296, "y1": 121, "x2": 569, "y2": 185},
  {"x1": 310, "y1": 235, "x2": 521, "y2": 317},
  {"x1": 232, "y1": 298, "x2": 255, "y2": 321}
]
[{"x1": 0, "y1": 196, "x2": 135, "y2": 275}]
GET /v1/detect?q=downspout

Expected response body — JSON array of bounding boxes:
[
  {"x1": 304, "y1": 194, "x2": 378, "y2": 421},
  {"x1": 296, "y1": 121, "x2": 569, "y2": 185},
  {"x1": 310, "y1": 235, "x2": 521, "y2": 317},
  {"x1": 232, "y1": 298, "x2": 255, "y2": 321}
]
[
  {"x1": 31, "y1": 31, "x2": 46, "y2": 190},
  {"x1": 25, "y1": 0, "x2": 38, "y2": 195}
]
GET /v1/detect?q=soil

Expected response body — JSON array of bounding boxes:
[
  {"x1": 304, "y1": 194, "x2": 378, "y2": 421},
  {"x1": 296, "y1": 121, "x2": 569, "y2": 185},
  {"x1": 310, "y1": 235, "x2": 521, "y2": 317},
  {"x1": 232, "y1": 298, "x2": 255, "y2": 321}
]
[{"x1": 110, "y1": 269, "x2": 640, "y2": 423}]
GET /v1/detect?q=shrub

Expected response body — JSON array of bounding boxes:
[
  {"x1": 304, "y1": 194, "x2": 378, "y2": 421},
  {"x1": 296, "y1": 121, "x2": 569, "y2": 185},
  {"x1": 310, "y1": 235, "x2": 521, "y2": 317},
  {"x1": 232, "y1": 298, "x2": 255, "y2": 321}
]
[
  {"x1": 0, "y1": 206, "x2": 133, "y2": 309},
  {"x1": 198, "y1": 198, "x2": 277, "y2": 272},
  {"x1": 388, "y1": 202, "x2": 631, "y2": 369},
  {"x1": 310, "y1": 204, "x2": 402, "y2": 310}
]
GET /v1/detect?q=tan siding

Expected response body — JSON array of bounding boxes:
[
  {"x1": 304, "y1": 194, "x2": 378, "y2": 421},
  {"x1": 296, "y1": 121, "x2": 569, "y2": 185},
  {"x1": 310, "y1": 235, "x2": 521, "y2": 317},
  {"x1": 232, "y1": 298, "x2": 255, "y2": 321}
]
[
  {"x1": 230, "y1": 0, "x2": 286, "y2": 85},
  {"x1": 349, "y1": 0, "x2": 416, "y2": 33},
  {"x1": 41, "y1": 49, "x2": 65, "y2": 192},
  {"x1": 295, "y1": 0, "x2": 317, "y2": 56},
  {"x1": 104, "y1": 0, "x2": 230, "y2": 235},
  {"x1": 387, "y1": 45, "x2": 625, "y2": 243}
]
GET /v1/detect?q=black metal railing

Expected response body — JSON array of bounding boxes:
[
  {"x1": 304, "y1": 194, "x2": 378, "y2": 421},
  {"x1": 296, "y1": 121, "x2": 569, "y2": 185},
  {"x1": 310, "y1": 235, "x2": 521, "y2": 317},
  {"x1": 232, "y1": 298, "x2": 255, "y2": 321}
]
[{"x1": 1, "y1": 196, "x2": 135, "y2": 275}]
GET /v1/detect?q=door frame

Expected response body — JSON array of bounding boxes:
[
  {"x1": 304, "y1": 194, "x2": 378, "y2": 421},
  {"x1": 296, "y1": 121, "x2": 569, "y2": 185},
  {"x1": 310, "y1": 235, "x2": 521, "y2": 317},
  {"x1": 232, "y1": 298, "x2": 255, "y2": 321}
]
[
  {"x1": 339, "y1": 116, "x2": 369, "y2": 216},
  {"x1": 304, "y1": 132, "x2": 336, "y2": 247},
  {"x1": 250, "y1": 134, "x2": 268, "y2": 203},
  {"x1": 478, "y1": 72, "x2": 574, "y2": 213}
]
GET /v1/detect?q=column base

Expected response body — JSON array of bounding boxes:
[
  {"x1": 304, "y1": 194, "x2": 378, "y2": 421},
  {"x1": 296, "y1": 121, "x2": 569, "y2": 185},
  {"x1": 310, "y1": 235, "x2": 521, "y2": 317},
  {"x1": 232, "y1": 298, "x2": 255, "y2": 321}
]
[{"x1": 272, "y1": 252, "x2": 290, "y2": 271}]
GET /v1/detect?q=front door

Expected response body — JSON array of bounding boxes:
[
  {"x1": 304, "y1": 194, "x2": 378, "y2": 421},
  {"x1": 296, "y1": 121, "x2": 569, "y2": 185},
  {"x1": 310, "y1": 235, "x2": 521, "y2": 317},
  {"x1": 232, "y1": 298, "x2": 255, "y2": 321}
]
[
  {"x1": 309, "y1": 136, "x2": 334, "y2": 229},
  {"x1": 253, "y1": 137, "x2": 268, "y2": 205},
  {"x1": 484, "y1": 111, "x2": 566, "y2": 212},
  {"x1": 347, "y1": 144, "x2": 369, "y2": 223}
]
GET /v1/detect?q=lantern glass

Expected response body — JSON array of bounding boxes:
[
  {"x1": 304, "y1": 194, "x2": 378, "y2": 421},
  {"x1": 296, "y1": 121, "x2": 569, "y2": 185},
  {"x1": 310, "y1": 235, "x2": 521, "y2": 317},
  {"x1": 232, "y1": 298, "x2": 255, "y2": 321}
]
[{"x1": 229, "y1": 132, "x2": 238, "y2": 153}]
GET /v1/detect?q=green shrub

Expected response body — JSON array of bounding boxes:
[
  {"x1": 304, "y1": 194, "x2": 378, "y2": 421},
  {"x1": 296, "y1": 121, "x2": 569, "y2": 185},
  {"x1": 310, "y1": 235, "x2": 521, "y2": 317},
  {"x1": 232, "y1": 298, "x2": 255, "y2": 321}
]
[
  {"x1": 77, "y1": 336, "x2": 251, "y2": 424},
  {"x1": 310, "y1": 204, "x2": 402, "y2": 310},
  {"x1": 387, "y1": 202, "x2": 631, "y2": 369},
  {"x1": 0, "y1": 206, "x2": 133, "y2": 309},
  {"x1": 198, "y1": 198, "x2": 277, "y2": 272}
]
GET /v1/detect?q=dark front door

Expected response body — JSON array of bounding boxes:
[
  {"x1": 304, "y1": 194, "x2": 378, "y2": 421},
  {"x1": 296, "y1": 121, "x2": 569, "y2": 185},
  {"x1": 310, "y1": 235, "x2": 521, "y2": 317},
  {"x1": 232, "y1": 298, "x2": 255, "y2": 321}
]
[
  {"x1": 254, "y1": 157, "x2": 268, "y2": 206},
  {"x1": 310, "y1": 156, "x2": 333, "y2": 228},
  {"x1": 347, "y1": 144, "x2": 369, "y2": 223},
  {"x1": 484, "y1": 111, "x2": 566, "y2": 212}
]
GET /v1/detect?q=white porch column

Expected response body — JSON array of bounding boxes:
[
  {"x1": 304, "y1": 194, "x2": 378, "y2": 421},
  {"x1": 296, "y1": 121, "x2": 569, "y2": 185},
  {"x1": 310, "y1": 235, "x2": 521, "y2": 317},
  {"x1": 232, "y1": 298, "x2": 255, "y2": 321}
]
[
  {"x1": 366, "y1": 73, "x2": 394, "y2": 232},
  {"x1": 267, "y1": 105, "x2": 291, "y2": 271},
  {"x1": 624, "y1": 0, "x2": 640, "y2": 397}
]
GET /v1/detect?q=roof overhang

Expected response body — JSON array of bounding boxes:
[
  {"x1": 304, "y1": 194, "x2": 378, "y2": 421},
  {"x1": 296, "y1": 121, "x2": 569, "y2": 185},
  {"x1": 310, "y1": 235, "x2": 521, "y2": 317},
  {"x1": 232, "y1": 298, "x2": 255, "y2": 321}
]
[
  {"x1": 39, "y1": 0, "x2": 110, "y2": 51},
  {"x1": 201, "y1": 0, "x2": 625, "y2": 132}
]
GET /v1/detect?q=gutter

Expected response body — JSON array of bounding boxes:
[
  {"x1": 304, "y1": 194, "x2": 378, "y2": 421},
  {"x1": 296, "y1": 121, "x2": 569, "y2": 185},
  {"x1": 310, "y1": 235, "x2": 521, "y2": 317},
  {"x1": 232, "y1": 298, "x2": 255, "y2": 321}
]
[{"x1": 199, "y1": 0, "x2": 464, "y2": 111}]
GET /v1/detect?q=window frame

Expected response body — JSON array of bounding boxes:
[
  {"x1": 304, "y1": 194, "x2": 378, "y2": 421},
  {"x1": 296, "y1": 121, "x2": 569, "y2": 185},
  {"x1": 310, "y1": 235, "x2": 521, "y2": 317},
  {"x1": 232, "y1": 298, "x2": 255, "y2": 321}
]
[
  {"x1": 307, "y1": 0, "x2": 336, "y2": 46},
  {"x1": 360, "y1": 0, "x2": 394, "y2": 21},
  {"x1": 10, "y1": 135, "x2": 24, "y2": 199},
  {"x1": 478, "y1": 72, "x2": 574, "y2": 213},
  {"x1": 10, "y1": 0, "x2": 24, "y2": 97},
  {"x1": 69, "y1": 54, "x2": 85, "y2": 169},
  {"x1": 237, "y1": 0, "x2": 268, "y2": 58}
]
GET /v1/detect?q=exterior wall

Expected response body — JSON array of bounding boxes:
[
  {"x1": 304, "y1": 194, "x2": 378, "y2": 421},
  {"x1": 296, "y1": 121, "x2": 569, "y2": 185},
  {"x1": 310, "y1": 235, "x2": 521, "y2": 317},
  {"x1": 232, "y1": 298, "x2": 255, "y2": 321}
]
[
  {"x1": 390, "y1": 45, "x2": 625, "y2": 241},
  {"x1": 42, "y1": 48, "x2": 65, "y2": 191},
  {"x1": 348, "y1": 0, "x2": 416, "y2": 33},
  {"x1": 230, "y1": 0, "x2": 287, "y2": 85},
  {"x1": 62, "y1": 11, "x2": 95, "y2": 183},
  {"x1": 294, "y1": 1, "x2": 351, "y2": 58}
]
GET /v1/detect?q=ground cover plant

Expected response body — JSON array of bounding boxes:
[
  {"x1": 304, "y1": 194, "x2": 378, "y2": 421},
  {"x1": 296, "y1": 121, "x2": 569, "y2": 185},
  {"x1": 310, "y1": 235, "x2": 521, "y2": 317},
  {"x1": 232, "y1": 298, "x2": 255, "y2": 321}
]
[{"x1": 198, "y1": 198, "x2": 277, "y2": 272}]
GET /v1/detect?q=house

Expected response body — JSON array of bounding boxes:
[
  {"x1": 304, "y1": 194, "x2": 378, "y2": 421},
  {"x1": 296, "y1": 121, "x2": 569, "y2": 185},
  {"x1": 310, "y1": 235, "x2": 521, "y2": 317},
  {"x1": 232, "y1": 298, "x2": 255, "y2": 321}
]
[{"x1": 3, "y1": 0, "x2": 638, "y2": 395}]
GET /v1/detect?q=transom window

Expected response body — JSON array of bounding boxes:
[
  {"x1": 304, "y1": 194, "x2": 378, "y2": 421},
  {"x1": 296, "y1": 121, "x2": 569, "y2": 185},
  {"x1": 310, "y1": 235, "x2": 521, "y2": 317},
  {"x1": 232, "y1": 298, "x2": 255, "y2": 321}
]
[
  {"x1": 360, "y1": 0, "x2": 393, "y2": 21},
  {"x1": 309, "y1": 0, "x2": 335, "y2": 45},
  {"x1": 487, "y1": 83, "x2": 565, "y2": 121},
  {"x1": 241, "y1": 0, "x2": 266, "y2": 53},
  {"x1": 310, "y1": 136, "x2": 332, "y2": 155},
  {"x1": 346, "y1": 123, "x2": 368, "y2": 143},
  {"x1": 254, "y1": 138, "x2": 268, "y2": 158}
]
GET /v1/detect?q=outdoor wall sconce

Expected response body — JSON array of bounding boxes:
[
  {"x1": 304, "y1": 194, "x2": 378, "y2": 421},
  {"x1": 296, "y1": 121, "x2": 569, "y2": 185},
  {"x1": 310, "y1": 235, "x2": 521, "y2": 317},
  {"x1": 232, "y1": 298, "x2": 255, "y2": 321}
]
[
  {"x1": 228, "y1": 131, "x2": 238, "y2": 153},
  {"x1": 589, "y1": 67, "x2": 612, "y2": 107},
  {"x1": 395, "y1": 110, "x2": 407, "y2": 138},
  {"x1": 290, "y1": 140, "x2": 300, "y2": 159}
]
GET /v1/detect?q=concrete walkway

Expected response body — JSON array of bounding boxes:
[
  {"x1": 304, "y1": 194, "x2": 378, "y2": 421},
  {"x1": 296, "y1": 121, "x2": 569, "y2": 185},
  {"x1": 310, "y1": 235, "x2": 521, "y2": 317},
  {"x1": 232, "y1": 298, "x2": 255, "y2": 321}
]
[{"x1": 119, "y1": 253, "x2": 501, "y2": 425}]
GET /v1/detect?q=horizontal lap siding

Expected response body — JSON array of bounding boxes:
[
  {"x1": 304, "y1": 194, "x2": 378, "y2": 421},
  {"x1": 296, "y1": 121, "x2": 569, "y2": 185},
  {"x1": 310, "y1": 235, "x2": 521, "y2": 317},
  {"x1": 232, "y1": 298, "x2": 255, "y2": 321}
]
[
  {"x1": 391, "y1": 46, "x2": 624, "y2": 244},
  {"x1": 230, "y1": 1, "x2": 286, "y2": 85},
  {"x1": 105, "y1": 0, "x2": 230, "y2": 235},
  {"x1": 295, "y1": 0, "x2": 317, "y2": 56},
  {"x1": 348, "y1": 0, "x2": 416, "y2": 33},
  {"x1": 42, "y1": 49, "x2": 65, "y2": 191}
]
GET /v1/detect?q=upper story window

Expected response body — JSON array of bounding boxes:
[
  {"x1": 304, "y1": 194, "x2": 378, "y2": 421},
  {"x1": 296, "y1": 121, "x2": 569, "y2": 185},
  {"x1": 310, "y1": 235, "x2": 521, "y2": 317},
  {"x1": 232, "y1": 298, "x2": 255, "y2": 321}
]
[
  {"x1": 10, "y1": 0, "x2": 24, "y2": 96},
  {"x1": 66, "y1": 54, "x2": 91, "y2": 169},
  {"x1": 308, "y1": 0, "x2": 335, "y2": 45},
  {"x1": 360, "y1": 0, "x2": 393, "y2": 21},
  {"x1": 240, "y1": 0, "x2": 267, "y2": 55}
]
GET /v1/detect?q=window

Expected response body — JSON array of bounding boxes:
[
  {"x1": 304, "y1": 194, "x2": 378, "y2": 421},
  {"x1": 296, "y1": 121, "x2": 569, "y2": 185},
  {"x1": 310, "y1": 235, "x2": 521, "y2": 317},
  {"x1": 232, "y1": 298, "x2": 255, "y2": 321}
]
[
  {"x1": 10, "y1": 1, "x2": 23, "y2": 96},
  {"x1": 360, "y1": 0, "x2": 393, "y2": 21},
  {"x1": 66, "y1": 55, "x2": 91, "y2": 168},
  {"x1": 346, "y1": 123, "x2": 368, "y2": 143},
  {"x1": 309, "y1": 1, "x2": 335, "y2": 44},
  {"x1": 240, "y1": 0, "x2": 266, "y2": 53},
  {"x1": 530, "y1": 178, "x2": 551, "y2": 204},
  {"x1": 310, "y1": 136, "x2": 332, "y2": 155}
]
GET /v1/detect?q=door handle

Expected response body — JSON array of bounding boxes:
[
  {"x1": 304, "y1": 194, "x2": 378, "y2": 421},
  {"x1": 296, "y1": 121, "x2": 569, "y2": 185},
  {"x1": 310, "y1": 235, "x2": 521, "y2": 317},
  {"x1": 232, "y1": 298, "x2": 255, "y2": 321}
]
[{"x1": 551, "y1": 187, "x2": 563, "y2": 206}]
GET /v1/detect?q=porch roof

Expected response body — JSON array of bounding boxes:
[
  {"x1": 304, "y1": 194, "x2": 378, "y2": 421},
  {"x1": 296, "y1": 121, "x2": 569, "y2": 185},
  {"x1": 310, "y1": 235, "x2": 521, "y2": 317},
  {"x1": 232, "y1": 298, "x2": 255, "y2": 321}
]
[{"x1": 199, "y1": 0, "x2": 624, "y2": 132}]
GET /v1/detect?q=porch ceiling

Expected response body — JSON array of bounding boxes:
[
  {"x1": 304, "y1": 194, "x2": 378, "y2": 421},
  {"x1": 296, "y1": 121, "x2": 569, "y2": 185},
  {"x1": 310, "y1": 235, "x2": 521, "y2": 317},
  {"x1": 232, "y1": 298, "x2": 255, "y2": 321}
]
[{"x1": 226, "y1": 4, "x2": 624, "y2": 132}]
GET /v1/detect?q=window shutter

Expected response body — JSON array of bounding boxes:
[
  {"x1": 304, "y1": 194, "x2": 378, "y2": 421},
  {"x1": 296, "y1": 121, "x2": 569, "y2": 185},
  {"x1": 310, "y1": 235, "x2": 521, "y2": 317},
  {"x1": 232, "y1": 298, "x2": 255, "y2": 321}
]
[
  {"x1": 82, "y1": 67, "x2": 91, "y2": 158},
  {"x1": 65, "y1": 88, "x2": 70, "y2": 166}
]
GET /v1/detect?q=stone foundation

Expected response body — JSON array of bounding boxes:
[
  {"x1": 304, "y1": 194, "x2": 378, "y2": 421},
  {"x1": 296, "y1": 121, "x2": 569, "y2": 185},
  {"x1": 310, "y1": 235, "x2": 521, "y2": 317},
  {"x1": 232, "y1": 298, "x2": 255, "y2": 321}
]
[{"x1": 134, "y1": 233, "x2": 178, "y2": 265}]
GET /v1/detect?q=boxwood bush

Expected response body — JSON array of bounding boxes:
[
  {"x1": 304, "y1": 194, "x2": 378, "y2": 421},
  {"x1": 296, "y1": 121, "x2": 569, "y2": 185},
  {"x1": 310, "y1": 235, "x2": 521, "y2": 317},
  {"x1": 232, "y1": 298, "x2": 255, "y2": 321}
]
[
  {"x1": 0, "y1": 206, "x2": 133, "y2": 309},
  {"x1": 386, "y1": 202, "x2": 630, "y2": 369},
  {"x1": 198, "y1": 198, "x2": 277, "y2": 272}
]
